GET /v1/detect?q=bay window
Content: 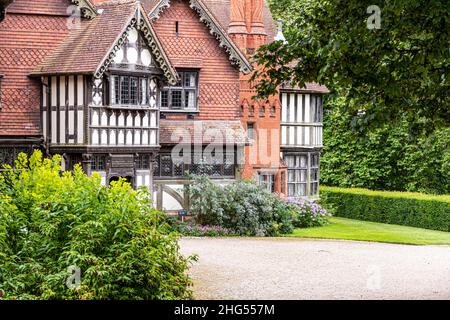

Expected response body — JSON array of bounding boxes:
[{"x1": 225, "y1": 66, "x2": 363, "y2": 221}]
[
  {"x1": 285, "y1": 152, "x2": 320, "y2": 198},
  {"x1": 111, "y1": 75, "x2": 149, "y2": 107}
]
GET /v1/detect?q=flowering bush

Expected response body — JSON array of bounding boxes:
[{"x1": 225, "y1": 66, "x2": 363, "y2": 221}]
[
  {"x1": 288, "y1": 198, "x2": 331, "y2": 228},
  {"x1": 169, "y1": 219, "x2": 235, "y2": 237},
  {"x1": 187, "y1": 176, "x2": 295, "y2": 236}
]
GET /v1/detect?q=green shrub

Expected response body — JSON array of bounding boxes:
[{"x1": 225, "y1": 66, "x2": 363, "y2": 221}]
[
  {"x1": 187, "y1": 176, "x2": 295, "y2": 236},
  {"x1": 185, "y1": 175, "x2": 225, "y2": 226},
  {"x1": 0, "y1": 150, "x2": 194, "y2": 300},
  {"x1": 320, "y1": 186, "x2": 450, "y2": 232}
]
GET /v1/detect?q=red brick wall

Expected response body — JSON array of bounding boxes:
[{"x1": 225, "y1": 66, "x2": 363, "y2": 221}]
[
  {"x1": 0, "y1": 0, "x2": 70, "y2": 136},
  {"x1": 152, "y1": 0, "x2": 241, "y2": 121}
]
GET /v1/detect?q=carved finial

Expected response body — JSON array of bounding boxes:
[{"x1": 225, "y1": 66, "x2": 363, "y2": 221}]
[{"x1": 274, "y1": 18, "x2": 287, "y2": 44}]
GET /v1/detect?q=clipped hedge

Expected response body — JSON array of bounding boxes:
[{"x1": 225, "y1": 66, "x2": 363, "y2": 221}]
[{"x1": 320, "y1": 186, "x2": 450, "y2": 232}]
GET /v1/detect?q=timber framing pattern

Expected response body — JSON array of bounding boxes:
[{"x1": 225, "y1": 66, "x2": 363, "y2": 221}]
[
  {"x1": 149, "y1": 0, "x2": 252, "y2": 74},
  {"x1": 94, "y1": 5, "x2": 179, "y2": 85}
]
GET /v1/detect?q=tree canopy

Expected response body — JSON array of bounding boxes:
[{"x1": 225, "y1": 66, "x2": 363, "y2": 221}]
[{"x1": 256, "y1": 0, "x2": 449, "y2": 129}]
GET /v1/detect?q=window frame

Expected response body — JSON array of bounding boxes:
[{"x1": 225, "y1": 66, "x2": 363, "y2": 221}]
[
  {"x1": 136, "y1": 154, "x2": 151, "y2": 170},
  {"x1": 154, "y1": 150, "x2": 236, "y2": 179},
  {"x1": 258, "y1": 173, "x2": 275, "y2": 193},
  {"x1": 285, "y1": 152, "x2": 320, "y2": 198},
  {"x1": 110, "y1": 74, "x2": 150, "y2": 107},
  {"x1": 160, "y1": 70, "x2": 199, "y2": 111},
  {"x1": 310, "y1": 94, "x2": 323, "y2": 123},
  {"x1": 91, "y1": 155, "x2": 107, "y2": 172},
  {"x1": 247, "y1": 122, "x2": 255, "y2": 140}
]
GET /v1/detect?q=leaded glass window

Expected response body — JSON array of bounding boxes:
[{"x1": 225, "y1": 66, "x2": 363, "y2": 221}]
[
  {"x1": 154, "y1": 150, "x2": 235, "y2": 179},
  {"x1": 91, "y1": 155, "x2": 106, "y2": 171},
  {"x1": 161, "y1": 70, "x2": 198, "y2": 111},
  {"x1": 136, "y1": 154, "x2": 151, "y2": 170},
  {"x1": 259, "y1": 173, "x2": 275, "y2": 193},
  {"x1": 110, "y1": 75, "x2": 149, "y2": 106}
]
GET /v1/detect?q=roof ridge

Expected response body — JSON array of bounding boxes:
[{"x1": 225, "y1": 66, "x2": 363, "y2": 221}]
[{"x1": 96, "y1": 0, "x2": 137, "y2": 7}]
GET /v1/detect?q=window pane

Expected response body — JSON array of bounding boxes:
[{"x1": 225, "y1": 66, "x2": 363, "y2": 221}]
[
  {"x1": 184, "y1": 72, "x2": 196, "y2": 87},
  {"x1": 120, "y1": 76, "x2": 129, "y2": 104},
  {"x1": 300, "y1": 155, "x2": 307, "y2": 168},
  {"x1": 288, "y1": 183, "x2": 295, "y2": 197},
  {"x1": 130, "y1": 77, "x2": 138, "y2": 105},
  {"x1": 171, "y1": 90, "x2": 182, "y2": 109},
  {"x1": 285, "y1": 155, "x2": 294, "y2": 167},
  {"x1": 140, "y1": 78, "x2": 147, "y2": 105},
  {"x1": 300, "y1": 169, "x2": 307, "y2": 182},
  {"x1": 112, "y1": 76, "x2": 119, "y2": 105},
  {"x1": 247, "y1": 123, "x2": 254, "y2": 139},
  {"x1": 161, "y1": 90, "x2": 169, "y2": 108},
  {"x1": 288, "y1": 170, "x2": 295, "y2": 182},
  {"x1": 297, "y1": 184, "x2": 306, "y2": 196},
  {"x1": 175, "y1": 75, "x2": 182, "y2": 87},
  {"x1": 310, "y1": 95, "x2": 316, "y2": 122},
  {"x1": 259, "y1": 174, "x2": 265, "y2": 187},
  {"x1": 185, "y1": 90, "x2": 196, "y2": 109}
]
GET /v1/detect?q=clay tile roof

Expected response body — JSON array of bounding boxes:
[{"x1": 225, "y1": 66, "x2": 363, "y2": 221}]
[
  {"x1": 142, "y1": 0, "x2": 277, "y2": 44},
  {"x1": 31, "y1": 1, "x2": 139, "y2": 76},
  {"x1": 160, "y1": 120, "x2": 247, "y2": 145},
  {"x1": 7, "y1": 0, "x2": 70, "y2": 15},
  {"x1": 141, "y1": 0, "x2": 161, "y2": 12}
]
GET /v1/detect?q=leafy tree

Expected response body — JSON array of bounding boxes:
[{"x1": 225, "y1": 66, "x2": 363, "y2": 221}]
[
  {"x1": 256, "y1": 0, "x2": 449, "y2": 129},
  {"x1": 0, "y1": 150, "x2": 194, "y2": 300}
]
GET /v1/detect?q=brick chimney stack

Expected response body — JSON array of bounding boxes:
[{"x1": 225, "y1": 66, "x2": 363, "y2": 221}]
[
  {"x1": 228, "y1": 0, "x2": 248, "y2": 53},
  {"x1": 229, "y1": 0, "x2": 267, "y2": 54},
  {"x1": 247, "y1": 0, "x2": 267, "y2": 50}
]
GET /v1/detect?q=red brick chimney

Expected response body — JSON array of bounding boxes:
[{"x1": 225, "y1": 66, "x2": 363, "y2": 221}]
[
  {"x1": 247, "y1": 0, "x2": 267, "y2": 50},
  {"x1": 229, "y1": 0, "x2": 267, "y2": 54},
  {"x1": 228, "y1": 0, "x2": 248, "y2": 53}
]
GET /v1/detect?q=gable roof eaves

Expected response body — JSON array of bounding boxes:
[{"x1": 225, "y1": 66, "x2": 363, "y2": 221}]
[
  {"x1": 94, "y1": 4, "x2": 178, "y2": 85},
  {"x1": 149, "y1": 0, "x2": 253, "y2": 75},
  {"x1": 71, "y1": 0, "x2": 98, "y2": 19}
]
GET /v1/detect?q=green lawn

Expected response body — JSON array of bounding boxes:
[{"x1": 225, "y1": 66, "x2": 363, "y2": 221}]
[{"x1": 287, "y1": 217, "x2": 450, "y2": 245}]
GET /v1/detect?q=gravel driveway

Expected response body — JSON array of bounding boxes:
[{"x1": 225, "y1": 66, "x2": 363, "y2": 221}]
[{"x1": 179, "y1": 237, "x2": 450, "y2": 300}]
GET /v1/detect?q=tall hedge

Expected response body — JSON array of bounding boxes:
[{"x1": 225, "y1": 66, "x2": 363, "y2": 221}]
[
  {"x1": 320, "y1": 97, "x2": 450, "y2": 195},
  {"x1": 320, "y1": 187, "x2": 450, "y2": 232}
]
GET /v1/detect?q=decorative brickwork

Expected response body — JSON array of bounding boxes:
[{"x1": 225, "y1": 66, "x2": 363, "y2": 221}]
[
  {"x1": 0, "y1": 6, "x2": 69, "y2": 135},
  {"x1": 152, "y1": 0, "x2": 241, "y2": 120}
]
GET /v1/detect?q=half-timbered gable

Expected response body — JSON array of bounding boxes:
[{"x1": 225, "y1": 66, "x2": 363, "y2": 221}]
[{"x1": 31, "y1": 1, "x2": 177, "y2": 188}]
